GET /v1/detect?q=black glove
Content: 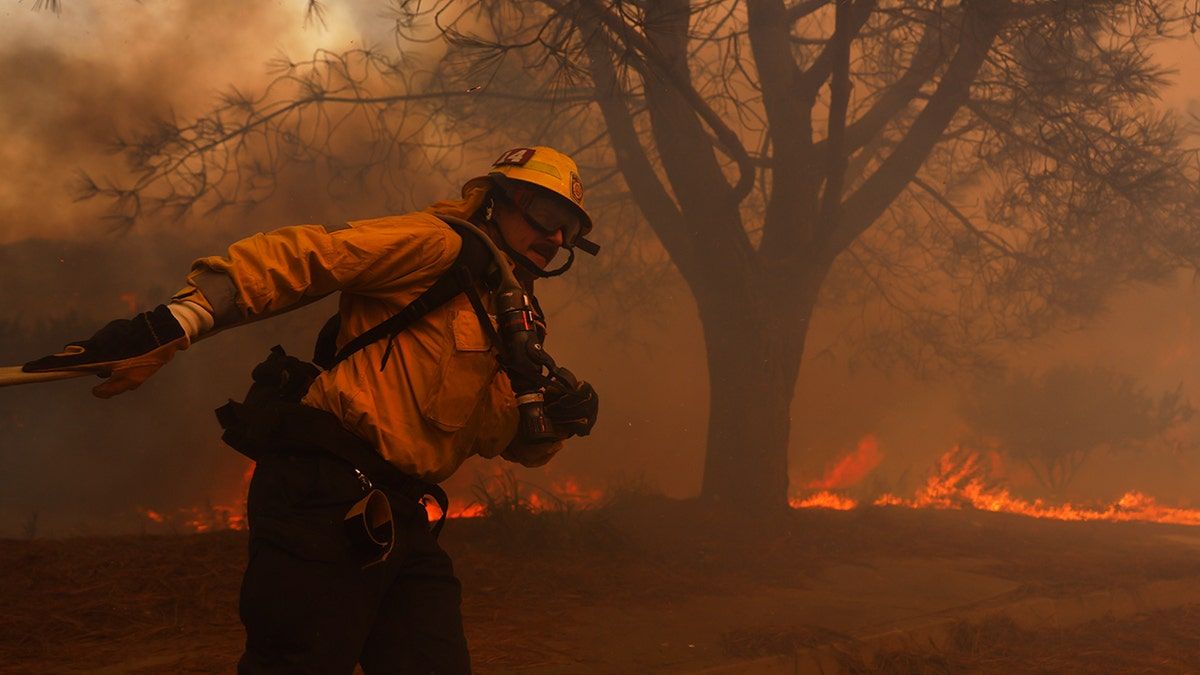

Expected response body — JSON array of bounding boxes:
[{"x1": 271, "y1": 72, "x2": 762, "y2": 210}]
[
  {"x1": 23, "y1": 304, "x2": 188, "y2": 398},
  {"x1": 543, "y1": 368, "x2": 598, "y2": 438}
]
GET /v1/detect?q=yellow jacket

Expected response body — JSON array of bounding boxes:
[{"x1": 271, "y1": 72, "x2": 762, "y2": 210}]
[{"x1": 176, "y1": 197, "x2": 561, "y2": 483}]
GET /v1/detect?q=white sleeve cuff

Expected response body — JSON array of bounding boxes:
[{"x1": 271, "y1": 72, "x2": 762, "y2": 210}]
[{"x1": 168, "y1": 300, "x2": 215, "y2": 340}]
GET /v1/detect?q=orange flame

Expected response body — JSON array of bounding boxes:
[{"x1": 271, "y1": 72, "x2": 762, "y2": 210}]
[
  {"x1": 138, "y1": 461, "x2": 253, "y2": 533},
  {"x1": 872, "y1": 446, "x2": 1200, "y2": 526},
  {"x1": 443, "y1": 473, "x2": 605, "y2": 520},
  {"x1": 792, "y1": 444, "x2": 1200, "y2": 526},
  {"x1": 806, "y1": 434, "x2": 883, "y2": 489},
  {"x1": 145, "y1": 462, "x2": 614, "y2": 529},
  {"x1": 548, "y1": 477, "x2": 605, "y2": 507},
  {"x1": 447, "y1": 503, "x2": 486, "y2": 519},
  {"x1": 790, "y1": 491, "x2": 857, "y2": 511}
]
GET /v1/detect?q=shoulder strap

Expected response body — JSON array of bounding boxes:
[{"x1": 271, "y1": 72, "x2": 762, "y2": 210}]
[
  {"x1": 312, "y1": 313, "x2": 342, "y2": 369},
  {"x1": 313, "y1": 219, "x2": 494, "y2": 370}
]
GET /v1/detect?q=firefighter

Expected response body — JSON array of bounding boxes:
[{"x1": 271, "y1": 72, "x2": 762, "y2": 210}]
[{"x1": 22, "y1": 146, "x2": 600, "y2": 674}]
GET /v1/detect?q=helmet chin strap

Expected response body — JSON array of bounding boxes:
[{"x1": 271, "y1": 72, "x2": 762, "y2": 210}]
[{"x1": 519, "y1": 247, "x2": 576, "y2": 278}]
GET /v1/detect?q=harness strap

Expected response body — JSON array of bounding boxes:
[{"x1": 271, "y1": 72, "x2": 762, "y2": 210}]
[
  {"x1": 456, "y1": 266, "x2": 501, "y2": 346},
  {"x1": 313, "y1": 218, "x2": 496, "y2": 370}
]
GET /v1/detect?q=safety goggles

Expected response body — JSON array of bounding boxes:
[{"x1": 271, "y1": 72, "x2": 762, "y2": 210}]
[
  {"x1": 525, "y1": 193, "x2": 585, "y2": 244},
  {"x1": 497, "y1": 184, "x2": 585, "y2": 245}
]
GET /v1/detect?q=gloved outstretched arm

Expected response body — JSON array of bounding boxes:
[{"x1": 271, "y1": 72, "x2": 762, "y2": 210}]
[{"x1": 22, "y1": 303, "x2": 204, "y2": 398}]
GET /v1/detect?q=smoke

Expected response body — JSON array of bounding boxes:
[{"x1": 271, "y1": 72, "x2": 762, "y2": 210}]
[
  {"x1": 0, "y1": 1, "x2": 408, "y2": 535},
  {"x1": 0, "y1": 1, "x2": 372, "y2": 242},
  {"x1": 1, "y1": 1, "x2": 1199, "y2": 536}
]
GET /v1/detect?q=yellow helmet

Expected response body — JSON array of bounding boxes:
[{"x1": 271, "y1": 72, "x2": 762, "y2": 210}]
[{"x1": 463, "y1": 146, "x2": 598, "y2": 254}]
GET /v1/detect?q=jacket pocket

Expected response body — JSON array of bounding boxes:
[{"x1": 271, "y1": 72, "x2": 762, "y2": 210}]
[{"x1": 420, "y1": 308, "x2": 498, "y2": 431}]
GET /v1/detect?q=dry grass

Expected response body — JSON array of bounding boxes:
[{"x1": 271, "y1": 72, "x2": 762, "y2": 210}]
[
  {"x1": 722, "y1": 624, "x2": 855, "y2": 659},
  {"x1": 715, "y1": 603, "x2": 1200, "y2": 673},
  {"x1": 0, "y1": 530, "x2": 245, "y2": 670},
  {"x1": 2, "y1": 499, "x2": 1200, "y2": 672},
  {"x1": 836, "y1": 607, "x2": 1200, "y2": 673}
]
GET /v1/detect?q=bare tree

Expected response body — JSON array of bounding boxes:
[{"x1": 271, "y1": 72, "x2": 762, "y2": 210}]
[
  {"x1": 962, "y1": 365, "x2": 1193, "y2": 494},
  {"x1": 80, "y1": 0, "x2": 1200, "y2": 510}
]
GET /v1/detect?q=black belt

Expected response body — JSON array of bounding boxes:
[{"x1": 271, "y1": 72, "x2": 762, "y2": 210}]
[{"x1": 216, "y1": 399, "x2": 450, "y2": 538}]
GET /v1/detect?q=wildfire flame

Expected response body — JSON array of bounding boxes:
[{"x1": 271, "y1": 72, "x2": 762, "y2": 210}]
[
  {"x1": 446, "y1": 502, "x2": 486, "y2": 519},
  {"x1": 150, "y1": 438, "x2": 1200, "y2": 533},
  {"x1": 138, "y1": 464, "x2": 610, "y2": 530},
  {"x1": 790, "y1": 491, "x2": 857, "y2": 511},
  {"x1": 137, "y1": 462, "x2": 253, "y2": 533},
  {"x1": 794, "y1": 444, "x2": 1200, "y2": 527},
  {"x1": 806, "y1": 435, "x2": 883, "y2": 490},
  {"x1": 137, "y1": 503, "x2": 246, "y2": 532},
  {"x1": 443, "y1": 474, "x2": 606, "y2": 520}
]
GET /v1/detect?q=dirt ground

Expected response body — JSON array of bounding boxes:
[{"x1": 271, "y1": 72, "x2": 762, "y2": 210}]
[{"x1": 3, "y1": 496, "x2": 1200, "y2": 673}]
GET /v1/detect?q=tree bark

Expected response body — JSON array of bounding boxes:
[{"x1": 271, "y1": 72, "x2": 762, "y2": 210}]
[{"x1": 695, "y1": 264, "x2": 825, "y2": 510}]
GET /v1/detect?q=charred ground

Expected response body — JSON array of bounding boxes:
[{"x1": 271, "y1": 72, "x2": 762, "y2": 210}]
[{"x1": 3, "y1": 496, "x2": 1200, "y2": 673}]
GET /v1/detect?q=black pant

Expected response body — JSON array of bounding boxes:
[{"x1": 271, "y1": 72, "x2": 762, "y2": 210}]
[{"x1": 237, "y1": 452, "x2": 471, "y2": 674}]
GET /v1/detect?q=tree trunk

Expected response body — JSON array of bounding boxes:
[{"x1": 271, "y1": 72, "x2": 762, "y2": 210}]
[{"x1": 695, "y1": 269, "x2": 823, "y2": 511}]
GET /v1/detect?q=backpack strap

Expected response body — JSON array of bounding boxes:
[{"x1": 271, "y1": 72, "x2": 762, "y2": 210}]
[
  {"x1": 312, "y1": 218, "x2": 495, "y2": 371},
  {"x1": 312, "y1": 313, "x2": 342, "y2": 369}
]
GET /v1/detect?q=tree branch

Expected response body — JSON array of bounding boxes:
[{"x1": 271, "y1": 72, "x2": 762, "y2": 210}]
[
  {"x1": 795, "y1": 0, "x2": 878, "y2": 102},
  {"x1": 819, "y1": 0, "x2": 854, "y2": 226},
  {"x1": 749, "y1": 0, "x2": 822, "y2": 260},
  {"x1": 578, "y1": 10, "x2": 698, "y2": 276},
  {"x1": 910, "y1": 176, "x2": 1025, "y2": 260},
  {"x1": 829, "y1": 2, "x2": 1008, "y2": 256},
  {"x1": 820, "y1": 13, "x2": 950, "y2": 156},
  {"x1": 748, "y1": 0, "x2": 811, "y2": 161},
  {"x1": 787, "y1": 0, "x2": 832, "y2": 23},
  {"x1": 568, "y1": 0, "x2": 756, "y2": 202},
  {"x1": 754, "y1": 0, "x2": 875, "y2": 262}
]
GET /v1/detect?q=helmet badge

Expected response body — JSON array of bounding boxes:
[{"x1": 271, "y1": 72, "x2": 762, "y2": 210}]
[{"x1": 569, "y1": 171, "x2": 584, "y2": 203}]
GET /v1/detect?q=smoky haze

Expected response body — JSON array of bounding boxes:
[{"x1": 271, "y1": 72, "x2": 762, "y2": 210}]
[{"x1": 1, "y1": 2, "x2": 1199, "y2": 536}]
